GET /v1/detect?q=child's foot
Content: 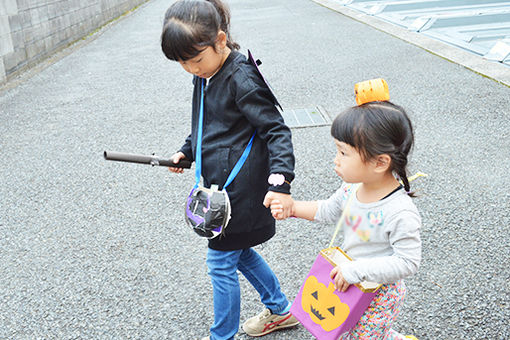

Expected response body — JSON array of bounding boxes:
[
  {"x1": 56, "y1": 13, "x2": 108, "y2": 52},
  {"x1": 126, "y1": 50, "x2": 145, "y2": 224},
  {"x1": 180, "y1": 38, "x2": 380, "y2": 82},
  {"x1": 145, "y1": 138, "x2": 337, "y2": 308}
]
[
  {"x1": 242, "y1": 308, "x2": 299, "y2": 337},
  {"x1": 199, "y1": 337, "x2": 209, "y2": 340}
]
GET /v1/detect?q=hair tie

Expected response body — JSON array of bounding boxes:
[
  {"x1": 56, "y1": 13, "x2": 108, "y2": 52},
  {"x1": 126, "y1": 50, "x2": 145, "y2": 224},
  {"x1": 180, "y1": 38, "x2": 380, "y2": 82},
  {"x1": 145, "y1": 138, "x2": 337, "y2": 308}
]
[
  {"x1": 354, "y1": 78, "x2": 390, "y2": 106},
  {"x1": 407, "y1": 172, "x2": 428, "y2": 182}
]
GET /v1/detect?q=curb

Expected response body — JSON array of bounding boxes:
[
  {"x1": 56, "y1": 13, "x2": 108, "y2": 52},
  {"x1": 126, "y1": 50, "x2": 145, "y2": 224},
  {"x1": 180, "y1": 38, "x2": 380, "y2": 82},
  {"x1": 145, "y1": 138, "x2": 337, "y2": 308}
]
[{"x1": 312, "y1": 0, "x2": 510, "y2": 87}]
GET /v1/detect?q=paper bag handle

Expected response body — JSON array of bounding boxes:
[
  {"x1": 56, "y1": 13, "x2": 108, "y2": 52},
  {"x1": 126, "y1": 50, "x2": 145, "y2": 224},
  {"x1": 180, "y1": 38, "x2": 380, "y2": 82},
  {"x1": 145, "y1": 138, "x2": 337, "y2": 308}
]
[{"x1": 328, "y1": 184, "x2": 359, "y2": 249}]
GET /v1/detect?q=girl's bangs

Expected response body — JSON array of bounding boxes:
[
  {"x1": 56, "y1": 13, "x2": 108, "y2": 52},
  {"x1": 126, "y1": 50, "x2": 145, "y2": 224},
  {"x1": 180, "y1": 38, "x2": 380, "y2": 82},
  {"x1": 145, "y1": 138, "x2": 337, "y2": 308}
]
[
  {"x1": 161, "y1": 21, "x2": 204, "y2": 61},
  {"x1": 331, "y1": 107, "x2": 362, "y2": 147}
]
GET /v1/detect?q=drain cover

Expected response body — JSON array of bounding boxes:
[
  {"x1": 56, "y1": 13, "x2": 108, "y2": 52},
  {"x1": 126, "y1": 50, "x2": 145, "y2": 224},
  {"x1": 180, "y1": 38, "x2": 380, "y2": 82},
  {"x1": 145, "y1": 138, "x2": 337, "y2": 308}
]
[{"x1": 281, "y1": 106, "x2": 331, "y2": 128}]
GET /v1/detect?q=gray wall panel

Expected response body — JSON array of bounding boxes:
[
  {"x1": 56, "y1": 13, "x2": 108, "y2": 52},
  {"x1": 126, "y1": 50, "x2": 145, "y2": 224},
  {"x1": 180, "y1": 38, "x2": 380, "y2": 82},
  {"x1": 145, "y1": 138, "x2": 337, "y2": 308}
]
[{"x1": 1, "y1": 0, "x2": 148, "y2": 84}]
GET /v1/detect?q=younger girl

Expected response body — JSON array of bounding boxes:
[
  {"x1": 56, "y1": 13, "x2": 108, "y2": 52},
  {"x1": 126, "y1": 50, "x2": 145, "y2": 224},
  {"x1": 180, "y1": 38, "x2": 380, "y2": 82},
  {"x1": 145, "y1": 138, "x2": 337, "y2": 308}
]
[
  {"x1": 271, "y1": 101, "x2": 421, "y2": 339},
  {"x1": 161, "y1": 0, "x2": 298, "y2": 339}
]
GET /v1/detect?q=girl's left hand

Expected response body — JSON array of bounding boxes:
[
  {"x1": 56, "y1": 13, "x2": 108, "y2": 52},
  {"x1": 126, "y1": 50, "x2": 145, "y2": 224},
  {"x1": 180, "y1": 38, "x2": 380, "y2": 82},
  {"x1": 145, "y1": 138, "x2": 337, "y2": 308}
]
[{"x1": 330, "y1": 266, "x2": 350, "y2": 292}]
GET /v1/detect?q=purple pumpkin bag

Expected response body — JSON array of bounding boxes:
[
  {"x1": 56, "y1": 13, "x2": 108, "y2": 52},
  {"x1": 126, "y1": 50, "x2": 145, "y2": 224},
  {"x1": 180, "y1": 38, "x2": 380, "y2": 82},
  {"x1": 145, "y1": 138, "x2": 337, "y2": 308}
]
[{"x1": 290, "y1": 247, "x2": 380, "y2": 339}]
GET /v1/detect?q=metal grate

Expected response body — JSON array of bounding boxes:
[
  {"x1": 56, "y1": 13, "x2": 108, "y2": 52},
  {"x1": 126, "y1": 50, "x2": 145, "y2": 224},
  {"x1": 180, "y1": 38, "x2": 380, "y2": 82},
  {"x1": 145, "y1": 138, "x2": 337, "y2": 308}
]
[{"x1": 281, "y1": 106, "x2": 331, "y2": 128}]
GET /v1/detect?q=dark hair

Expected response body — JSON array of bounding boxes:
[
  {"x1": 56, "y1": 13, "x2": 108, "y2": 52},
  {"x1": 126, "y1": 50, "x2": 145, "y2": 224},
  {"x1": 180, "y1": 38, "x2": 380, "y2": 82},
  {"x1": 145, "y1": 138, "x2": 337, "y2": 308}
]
[
  {"x1": 331, "y1": 101, "x2": 415, "y2": 196},
  {"x1": 161, "y1": 0, "x2": 239, "y2": 61}
]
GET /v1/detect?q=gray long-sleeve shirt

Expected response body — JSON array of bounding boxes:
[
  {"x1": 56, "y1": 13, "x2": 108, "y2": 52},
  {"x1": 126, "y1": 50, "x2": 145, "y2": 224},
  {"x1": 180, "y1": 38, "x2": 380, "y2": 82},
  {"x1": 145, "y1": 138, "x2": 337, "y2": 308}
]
[{"x1": 315, "y1": 183, "x2": 422, "y2": 284}]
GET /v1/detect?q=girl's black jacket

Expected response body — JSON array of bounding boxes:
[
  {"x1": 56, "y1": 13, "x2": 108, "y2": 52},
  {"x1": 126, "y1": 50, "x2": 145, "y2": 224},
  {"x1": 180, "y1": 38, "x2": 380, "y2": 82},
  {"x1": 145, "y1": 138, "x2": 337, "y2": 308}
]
[{"x1": 179, "y1": 50, "x2": 295, "y2": 251}]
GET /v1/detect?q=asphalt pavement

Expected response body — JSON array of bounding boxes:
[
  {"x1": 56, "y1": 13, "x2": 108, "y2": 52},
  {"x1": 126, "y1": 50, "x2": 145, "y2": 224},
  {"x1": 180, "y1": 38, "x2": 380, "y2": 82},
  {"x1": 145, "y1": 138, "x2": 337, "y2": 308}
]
[{"x1": 1, "y1": 0, "x2": 509, "y2": 339}]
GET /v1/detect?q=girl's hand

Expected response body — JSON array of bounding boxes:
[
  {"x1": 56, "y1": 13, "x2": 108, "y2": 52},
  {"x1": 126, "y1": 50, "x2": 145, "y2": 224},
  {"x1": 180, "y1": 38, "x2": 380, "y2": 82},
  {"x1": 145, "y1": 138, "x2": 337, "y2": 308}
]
[
  {"x1": 269, "y1": 199, "x2": 285, "y2": 220},
  {"x1": 168, "y1": 152, "x2": 187, "y2": 174},
  {"x1": 330, "y1": 266, "x2": 350, "y2": 292},
  {"x1": 263, "y1": 192, "x2": 294, "y2": 219}
]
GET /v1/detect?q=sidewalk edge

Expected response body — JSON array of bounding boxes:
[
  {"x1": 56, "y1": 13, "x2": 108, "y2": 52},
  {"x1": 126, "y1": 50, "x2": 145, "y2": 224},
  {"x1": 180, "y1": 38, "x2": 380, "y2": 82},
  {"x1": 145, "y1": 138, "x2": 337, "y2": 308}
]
[{"x1": 312, "y1": 0, "x2": 510, "y2": 87}]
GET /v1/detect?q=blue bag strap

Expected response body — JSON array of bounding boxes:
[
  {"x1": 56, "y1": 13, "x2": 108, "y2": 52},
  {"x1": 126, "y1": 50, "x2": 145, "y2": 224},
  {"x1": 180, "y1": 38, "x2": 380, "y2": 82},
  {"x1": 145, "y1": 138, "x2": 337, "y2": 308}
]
[
  {"x1": 194, "y1": 78, "x2": 205, "y2": 186},
  {"x1": 194, "y1": 77, "x2": 255, "y2": 190},
  {"x1": 223, "y1": 132, "x2": 255, "y2": 189}
]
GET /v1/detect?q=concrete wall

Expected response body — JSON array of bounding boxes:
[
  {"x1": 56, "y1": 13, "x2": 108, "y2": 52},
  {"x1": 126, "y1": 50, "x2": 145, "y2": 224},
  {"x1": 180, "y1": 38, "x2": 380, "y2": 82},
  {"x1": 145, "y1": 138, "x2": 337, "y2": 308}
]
[{"x1": 0, "y1": 0, "x2": 147, "y2": 85}]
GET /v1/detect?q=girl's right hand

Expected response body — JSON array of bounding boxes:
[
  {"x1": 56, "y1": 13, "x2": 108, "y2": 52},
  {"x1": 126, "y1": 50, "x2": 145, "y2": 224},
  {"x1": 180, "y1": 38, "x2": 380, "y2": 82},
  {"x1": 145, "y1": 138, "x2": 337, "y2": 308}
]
[
  {"x1": 269, "y1": 199, "x2": 295, "y2": 220},
  {"x1": 264, "y1": 192, "x2": 294, "y2": 220},
  {"x1": 330, "y1": 266, "x2": 350, "y2": 292},
  {"x1": 168, "y1": 152, "x2": 187, "y2": 174}
]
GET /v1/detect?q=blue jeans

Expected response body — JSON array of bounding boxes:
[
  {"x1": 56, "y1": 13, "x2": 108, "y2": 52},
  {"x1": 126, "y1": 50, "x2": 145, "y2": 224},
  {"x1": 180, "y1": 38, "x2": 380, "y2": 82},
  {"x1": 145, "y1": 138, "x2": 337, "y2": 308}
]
[{"x1": 206, "y1": 247, "x2": 289, "y2": 340}]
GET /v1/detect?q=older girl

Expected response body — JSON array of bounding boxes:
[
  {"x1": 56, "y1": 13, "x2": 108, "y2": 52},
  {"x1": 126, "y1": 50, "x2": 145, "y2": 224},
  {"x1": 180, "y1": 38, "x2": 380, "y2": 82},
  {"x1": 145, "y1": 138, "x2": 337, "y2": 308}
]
[{"x1": 161, "y1": 1, "x2": 298, "y2": 339}]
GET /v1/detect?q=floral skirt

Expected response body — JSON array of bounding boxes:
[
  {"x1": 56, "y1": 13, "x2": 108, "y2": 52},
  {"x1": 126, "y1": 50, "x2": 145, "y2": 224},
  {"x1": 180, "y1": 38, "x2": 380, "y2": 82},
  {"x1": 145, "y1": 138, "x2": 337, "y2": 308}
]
[{"x1": 339, "y1": 280, "x2": 408, "y2": 340}]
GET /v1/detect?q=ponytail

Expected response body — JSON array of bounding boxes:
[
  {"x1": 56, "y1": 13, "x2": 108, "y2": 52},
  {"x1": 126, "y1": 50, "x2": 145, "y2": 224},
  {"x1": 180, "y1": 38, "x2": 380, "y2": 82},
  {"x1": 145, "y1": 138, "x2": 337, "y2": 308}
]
[
  {"x1": 206, "y1": 0, "x2": 240, "y2": 50},
  {"x1": 394, "y1": 153, "x2": 415, "y2": 197},
  {"x1": 391, "y1": 112, "x2": 415, "y2": 198}
]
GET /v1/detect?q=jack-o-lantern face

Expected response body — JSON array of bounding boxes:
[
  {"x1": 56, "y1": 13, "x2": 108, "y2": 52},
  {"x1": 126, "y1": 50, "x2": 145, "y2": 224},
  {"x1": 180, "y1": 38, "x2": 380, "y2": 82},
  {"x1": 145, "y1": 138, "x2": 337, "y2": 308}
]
[{"x1": 301, "y1": 275, "x2": 350, "y2": 331}]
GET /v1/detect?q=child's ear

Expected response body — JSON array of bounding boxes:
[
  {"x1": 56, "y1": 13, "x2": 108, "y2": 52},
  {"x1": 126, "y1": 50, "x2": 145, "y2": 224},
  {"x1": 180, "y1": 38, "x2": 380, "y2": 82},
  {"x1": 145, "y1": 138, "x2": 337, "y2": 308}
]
[
  {"x1": 216, "y1": 31, "x2": 227, "y2": 50},
  {"x1": 374, "y1": 154, "x2": 392, "y2": 173}
]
